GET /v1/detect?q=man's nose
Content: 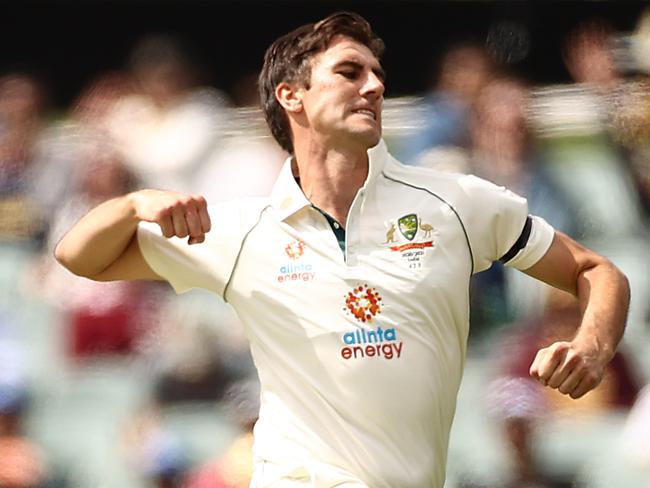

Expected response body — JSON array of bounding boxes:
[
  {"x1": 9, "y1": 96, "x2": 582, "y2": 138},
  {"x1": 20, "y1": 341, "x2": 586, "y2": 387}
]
[{"x1": 361, "y1": 71, "x2": 385, "y2": 99}]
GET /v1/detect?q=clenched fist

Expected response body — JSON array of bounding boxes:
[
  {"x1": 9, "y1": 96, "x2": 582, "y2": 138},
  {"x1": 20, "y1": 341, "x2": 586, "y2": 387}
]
[
  {"x1": 529, "y1": 341, "x2": 607, "y2": 399},
  {"x1": 131, "y1": 189, "x2": 211, "y2": 245}
]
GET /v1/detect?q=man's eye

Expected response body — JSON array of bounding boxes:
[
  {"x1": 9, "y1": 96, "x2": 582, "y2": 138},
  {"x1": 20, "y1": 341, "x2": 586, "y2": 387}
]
[{"x1": 338, "y1": 71, "x2": 358, "y2": 79}]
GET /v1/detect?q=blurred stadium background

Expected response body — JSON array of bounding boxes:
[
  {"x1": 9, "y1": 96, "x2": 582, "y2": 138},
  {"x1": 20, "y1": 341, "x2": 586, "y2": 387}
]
[{"x1": 1, "y1": 1, "x2": 650, "y2": 487}]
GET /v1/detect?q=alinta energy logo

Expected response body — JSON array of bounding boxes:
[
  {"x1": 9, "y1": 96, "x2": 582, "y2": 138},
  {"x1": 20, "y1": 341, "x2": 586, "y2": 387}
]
[
  {"x1": 340, "y1": 284, "x2": 403, "y2": 361},
  {"x1": 285, "y1": 240, "x2": 305, "y2": 260},
  {"x1": 277, "y1": 240, "x2": 315, "y2": 283}
]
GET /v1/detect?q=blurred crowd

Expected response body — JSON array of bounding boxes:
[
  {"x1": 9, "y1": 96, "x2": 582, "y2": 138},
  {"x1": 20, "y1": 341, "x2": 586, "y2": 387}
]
[{"x1": 1, "y1": 9, "x2": 650, "y2": 488}]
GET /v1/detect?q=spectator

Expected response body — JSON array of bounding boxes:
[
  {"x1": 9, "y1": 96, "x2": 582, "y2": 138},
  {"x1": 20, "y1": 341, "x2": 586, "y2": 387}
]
[
  {"x1": 148, "y1": 292, "x2": 253, "y2": 405},
  {"x1": 467, "y1": 76, "x2": 577, "y2": 333},
  {"x1": 529, "y1": 19, "x2": 645, "y2": 241},
  {"x1": 528, "y1": 18, "x2": 650, "y2": 361},
  {"x1": 485, "y1": 377, "x2": 559, "y2": 488},
  {"x1": 193, "y1": 72, "x2": 285, "y2": 203},
  {"x1": 107, "y1": 35, "x2": 229, "y2": 193},
  {"x1": 611, "y1": 9, "x2": 650, "y2": 216},
  {"x1": 123, "y1": 405, "x2": 190, "y2": 488},
  {"x1": 184, "y1": 379, "x2": 260, "y2": 488},
  {"x1": 24, "y1": 71, "x2": 135, "y2": 243},
  {"x1": 469, "y1": 76, "x2": 576, "y2": 234},
  {"x1": 0, "y1": 387, "x2": 47, "y2": 488},
  {"x1": 397, "y1": 42, "x2": 494, "y2": 166},
  {"x1": 0, "y1": 73, "x2": 48, "y2": 241},
  {"x1": 0, "y1": 313, "x2": 48, "y2": 488},
  {"x1": 27, "y1": 144, "x2": 157, "y2": 362},
  {"x1": 485, "y1": 293, "x2": 641, "y2": 488}
]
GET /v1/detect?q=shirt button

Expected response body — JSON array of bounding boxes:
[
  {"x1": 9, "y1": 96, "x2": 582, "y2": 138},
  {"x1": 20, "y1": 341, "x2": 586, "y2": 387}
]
[
  {"x1": 333, "y1": 222, "x2": 340, "y2": 229},
  {"x1": 280, "y1": 197, "x2": 293, "y2": 209}
]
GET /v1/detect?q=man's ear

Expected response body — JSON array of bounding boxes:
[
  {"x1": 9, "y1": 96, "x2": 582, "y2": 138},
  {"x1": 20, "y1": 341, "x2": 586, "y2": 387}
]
[{"x1": 275, "y1": 82, "x2": 304, "y2": 113}]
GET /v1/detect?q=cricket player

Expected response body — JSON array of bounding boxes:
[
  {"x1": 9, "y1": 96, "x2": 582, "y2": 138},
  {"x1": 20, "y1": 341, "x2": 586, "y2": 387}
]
[{"x1": 55, "y1": 12, "x2": 630, "y2": 487}]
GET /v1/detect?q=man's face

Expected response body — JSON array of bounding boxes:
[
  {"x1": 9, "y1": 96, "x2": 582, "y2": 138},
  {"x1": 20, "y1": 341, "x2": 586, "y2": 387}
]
[{"x1": 298, "y1": 36, "x2": 385, "y2": 149}]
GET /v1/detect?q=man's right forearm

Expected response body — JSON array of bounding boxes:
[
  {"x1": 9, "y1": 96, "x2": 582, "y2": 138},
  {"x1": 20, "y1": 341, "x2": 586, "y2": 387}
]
[
  {"x1": 55, "y1": 189, "x2": 211, "y2": 281},
  {"x1": 54, "y1": 193, "x2": 140, "y2": 279}
]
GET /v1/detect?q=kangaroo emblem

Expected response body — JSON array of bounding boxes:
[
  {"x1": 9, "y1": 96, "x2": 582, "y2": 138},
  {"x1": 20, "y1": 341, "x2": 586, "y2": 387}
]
[
  {"x1": 419, "y1": 219, "x2": 434, "y2": 238},
  {"x1": 384, "y1": 222, "x2": 397, "y2": 243}
]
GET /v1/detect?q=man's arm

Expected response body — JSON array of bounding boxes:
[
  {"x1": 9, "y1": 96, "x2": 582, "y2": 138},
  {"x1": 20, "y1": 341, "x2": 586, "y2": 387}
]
[
  {"x1": 523, "y1": 230, "x2": 630, "y2": 399},
  {"x1": 54, "y1": 189, "x2": 211, "y2": 282}
]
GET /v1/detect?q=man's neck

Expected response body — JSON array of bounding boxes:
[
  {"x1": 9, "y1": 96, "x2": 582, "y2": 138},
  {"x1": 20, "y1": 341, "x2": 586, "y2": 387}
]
[{"x1": 292, "y1": 141, "x2": 369, "y2": 229}]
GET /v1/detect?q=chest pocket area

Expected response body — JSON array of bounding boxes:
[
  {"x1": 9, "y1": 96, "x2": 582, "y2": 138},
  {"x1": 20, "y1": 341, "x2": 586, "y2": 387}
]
[{"x1": 363, "y1": 208, "x2": 473, "y2": 290}]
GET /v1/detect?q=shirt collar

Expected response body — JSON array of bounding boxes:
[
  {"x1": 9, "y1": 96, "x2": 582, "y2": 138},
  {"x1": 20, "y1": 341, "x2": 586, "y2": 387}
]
[{"x1": 270, "y1": 139, "x2": 390, "y2": 221}]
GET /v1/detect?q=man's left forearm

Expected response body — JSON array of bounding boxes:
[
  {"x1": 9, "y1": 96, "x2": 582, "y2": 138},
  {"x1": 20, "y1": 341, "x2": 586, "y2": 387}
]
[
  {"x1": 524, "y1": 231, "x2": 630, "y2": 398},
  {"x1": 572, "y1": 258, "x2": 630, "y2": 363}
]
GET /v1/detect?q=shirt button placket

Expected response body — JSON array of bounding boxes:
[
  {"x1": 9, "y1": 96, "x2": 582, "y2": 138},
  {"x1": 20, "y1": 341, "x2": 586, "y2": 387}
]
[{"x1": 346, "y1": 190, "x2": 365, "y2": 266}]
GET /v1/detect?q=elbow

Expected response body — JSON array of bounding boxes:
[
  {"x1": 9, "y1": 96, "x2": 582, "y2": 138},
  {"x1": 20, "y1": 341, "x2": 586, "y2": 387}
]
[
  {"x1": 577, "y1": 255, "x2": 630, "y2": 304},
  {"x1": 53, "y1": 240, "x2": 71, "y2": 271},
  {"x1": 617, "y1": 265, "x2": 631, "y2": 307},
  {"x1": 53, "y1": 241, "x2": 78, "y2": 275},
  {"x1": 53, "y1": 241, "x2": 95, "y2": 280},
  {"x1": 599, "y1": 257, "x2": 630, "y2": 306}
]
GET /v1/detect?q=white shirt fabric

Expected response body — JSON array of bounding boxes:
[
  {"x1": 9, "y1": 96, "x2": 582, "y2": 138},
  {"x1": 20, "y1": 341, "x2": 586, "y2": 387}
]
[{"x1": 137, "y1": 141, "x2": 555, "y2": 487}]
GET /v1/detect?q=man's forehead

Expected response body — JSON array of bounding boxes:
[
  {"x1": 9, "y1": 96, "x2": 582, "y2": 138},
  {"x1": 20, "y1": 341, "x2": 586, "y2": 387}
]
[{"x1": 313, "y1": 36, "x2": 381, "y2": 68}]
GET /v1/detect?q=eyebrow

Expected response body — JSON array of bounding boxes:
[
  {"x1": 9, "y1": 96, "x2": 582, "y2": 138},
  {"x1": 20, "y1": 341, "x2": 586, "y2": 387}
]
[{"x1": 333, "y1": 60, "x2": 387, "y2": 82}]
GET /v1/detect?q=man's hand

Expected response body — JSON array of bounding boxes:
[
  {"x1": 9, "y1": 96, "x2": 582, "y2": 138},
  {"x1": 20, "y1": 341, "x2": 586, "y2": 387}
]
[
  {"x1": 523, "y1": 231, "x2": 629, "y2": 400},
  {"x1": 529, "y1": 340, "x2": 608, "y2": 399},
  {"x1": 131, "y1": 190, "x2": 211, "y2": 245},
  {"x1": 55, "y1": 189, "x2": 212, "y2": 282}
]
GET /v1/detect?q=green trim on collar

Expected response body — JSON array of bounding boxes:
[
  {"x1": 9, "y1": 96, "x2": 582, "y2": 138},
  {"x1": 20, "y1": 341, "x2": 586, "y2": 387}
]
[{"x1": 312, "y1": 206, "x2": 346, "y2": 253}]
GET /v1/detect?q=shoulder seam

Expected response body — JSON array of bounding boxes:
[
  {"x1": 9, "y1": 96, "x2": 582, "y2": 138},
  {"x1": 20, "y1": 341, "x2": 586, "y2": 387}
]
[
  {"x1": 381, "y1": 171, "x2": 475, "y2": 274},
  {"x1": 222, "y1": 204, "x2": 272, "y2": 302}
]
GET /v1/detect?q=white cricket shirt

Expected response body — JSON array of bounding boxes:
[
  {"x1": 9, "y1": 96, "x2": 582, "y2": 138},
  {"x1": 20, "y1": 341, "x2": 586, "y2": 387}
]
[{"x1": 137, "y1": 141, "x2": 555, "y2": 487}]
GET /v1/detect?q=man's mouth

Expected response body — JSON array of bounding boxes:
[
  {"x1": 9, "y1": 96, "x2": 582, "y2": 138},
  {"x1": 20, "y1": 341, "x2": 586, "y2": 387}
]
[{"x1": 352, "y1": 108, "x2": 377, "y2": 120}]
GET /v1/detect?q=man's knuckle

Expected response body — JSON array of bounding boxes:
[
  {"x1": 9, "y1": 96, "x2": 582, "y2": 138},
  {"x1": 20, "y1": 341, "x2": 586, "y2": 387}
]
[
  {"x1": 155, "y1": 207, "x2": 170, "y2": 219},
  {"x1": 567, "y1": 355, "x2": 583, "y2": 370},
  {"x1": 550, "y1": 342, "x2": 566, "y2": 352},
  {"x1": 172, "y1": 196, "x2": 187, "y2": 207},
  {"x1": 586, "y1": 371, "x2": 600, "y2": 385}
]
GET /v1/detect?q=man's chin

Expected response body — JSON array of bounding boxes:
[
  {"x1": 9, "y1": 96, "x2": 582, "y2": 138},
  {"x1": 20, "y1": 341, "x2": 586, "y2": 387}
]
[
  {"x1": 367, "y1": 134, "x2": 382, "y2": 148},
  {"x1": 355, "y1": 128, "x2": 382, "y2": 149},
  {"x1": 330, "y1": 126, "x2": 382, "y2": 150}
]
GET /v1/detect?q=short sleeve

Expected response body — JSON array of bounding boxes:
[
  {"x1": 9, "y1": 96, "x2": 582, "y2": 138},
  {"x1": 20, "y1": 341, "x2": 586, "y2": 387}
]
[
  {"x1": 501, "y1": 215, "x2": 554, "y2": 270},
  {"x1": 459, "y1": 176, "x2": 555, "y2": 273},
  {"x1": 137, "y1": 202, "x2": 245, "y2": 296}
]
